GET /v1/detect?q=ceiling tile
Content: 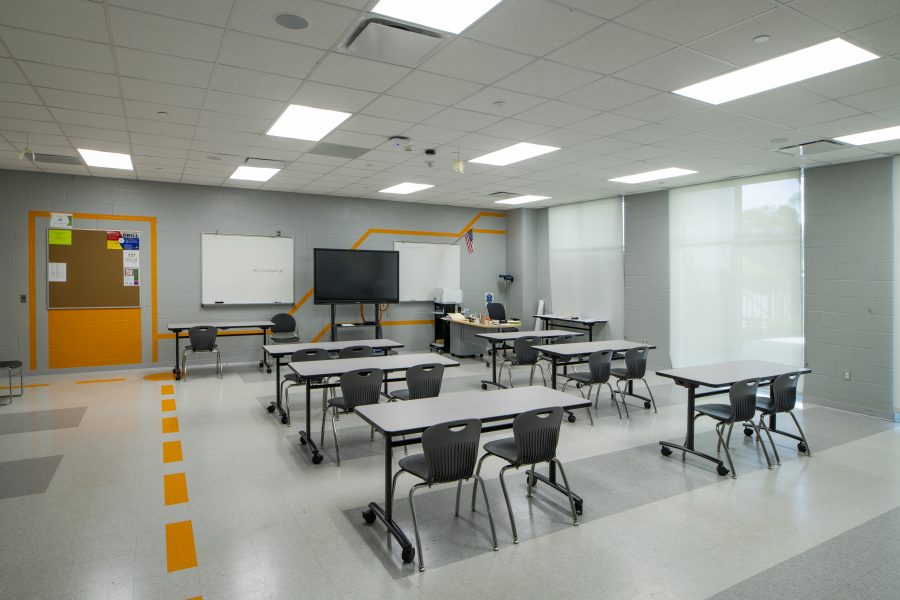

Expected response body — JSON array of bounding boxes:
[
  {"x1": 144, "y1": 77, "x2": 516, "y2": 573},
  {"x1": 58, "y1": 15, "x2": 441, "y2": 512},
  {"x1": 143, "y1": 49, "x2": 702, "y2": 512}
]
[
  {"x1": 108, "y1": 0, "x2": 234, "y2": 28},
  {"x1": 198, "y1": 110, "x2": 270, "y2": 133},
  {"x1": 659, "y1": 107, "x2": 748, "y2": 132},
  {"x1": 322, "y1": 129, "x2": 385, "y2": 149},
  {"x1": 573, "y1": 113, "x2": 650, "y2": 136},
  {"x1": 839, "y1": 83, "x2": 900, "y2": 112},
  {"x1": 424, "y1": 108, "x2": 502, "y2": 132},
  {"x1": 846, "y1": 15, "x2": 900, "y2": 56},
  {"x1": 0, "y1": 27, "x2": 115, "y2": 73},
  {"x1": 386, "y1": 71, "x2": 481, "y2": 106},
  {"x1": 797, "y1": 58, "x2": 900, "y2": 98},
  {"x1": 787, "y1": 0, "x2": 900, "y2": 32},
  {"x1": 526, "y1": 128, "x2": 597, "y2": 148},
  {"x1": 291, "y1": 82, "x2": 377, "y2": 113},
  {"x1": 495, "y1": 60, "x2": 599, "y2": 99},
  {"x1": 230, "y1": 0, "x2": 358, "y2": 49},
  {"x1": 115, "y1": 48, "x2": 213, "y2": 88},
  {"x1": 515, "y1": 101, "x2": 597, "y2": 127},
  {"x1": 0, "y1": 101, "x2": 51, "y2": 121},
  {"x1": 132, "y1": 144, "x2": 188, "y2": 157},
  {"x1": 612, "y1": 93, "x2": 707, "y2": 120},
  {"x1": 766, "y1": 100, "x2": 861, "y2": 128},
  {"x1": 121, "y1": 77, "x2": 206, "y2": 108},
  {"x1": 558, "y1": 76, "x2": 659, "y2": 111},
  {"x1": 400, "y1": 124, "x2": 466, "y2": 145},
  {"x1": 454, "y1": 87, "x2": 546, "y2": 117},
  {"x1": 464, "y1": 0, "x2": 605, "y2": 56},
  {"x1": 554, "y1": 0, "x2": 648, "y2": 19},
  {"x1": 188, "y1": 140, "x2": 250, "y2": 156},
  {"x1": 705, "y1": 118, "x2": 789, "y2": 142},
  {"x1": 723, "y1": 85, "x2": 827, "y2": 118},
  {"x1": 802, "y1": 113, "x2": 894, "y2": 138},
  {"x1": 217, "y1": 31, "x2": 324, "y2": 80},
  {"x1": 421, "y1": 38, "x2": 534, "y2": 85},
  {"x1": 309, "y1": 53, "x2": 410, "y2": 93},
  {"x1": 0, "y1": 0, "x2": 109, "y2": 42},
  {"x1": 0, "y1": 81, "x2": 41, "y2": 104},
  {"x1": 209, "y1": 65, "x2": 301, "y2": 101},
  {"x1": 548, "y1": 22, "x2": 675, "y2": 75},
  {"x1": 362, "y1": 95, "x2": 443, "y2": 122},
  {"x1": 38, "y1": 88, "x2": 123, "y2": 117},
  {"x1": 62, "y1": 124, "x2": 130, "y2": 143},
  {"x1": 22, "y1": 63, "x2": 120, "y2": 97},
  {"x1": 614, "y1": 47, "x2": 734, "y2": 92},
  {"x1": 616, "y1": 0, "x2": 778, "y2": 44},
  {"x1": 342, "y1": 115, "x2": 414, "y2": 137},
  {"x1": 128, "y1": 117, "x2": 195, "y2": 139},
  {"x1": 203, "y1": 90, "x2": 283, "y2": 119},
  {"x1": 109, "y1": 7, "x2": 224, "y2": 62},
  {"x1": 0, "y1": 58, "x2": 26, "y2": 84},
  {"x1": 195, "y1": 126, "x2": 258, "y2": 146},
  {"x1": 125, "y1": 100, "x2": 199, "y2": 125},
  {"x1": 0, "y1": 117, "x2": 63, "y2": 135},
  {"x1": 478, "y1": 119, "x2": 554, "y2": 141},
  {"x1": 131, "y1": 132, "x2": 192, "y2": 149},
  {"x1": 50, "y1": 107, "x2": 126, "y2": 130}
]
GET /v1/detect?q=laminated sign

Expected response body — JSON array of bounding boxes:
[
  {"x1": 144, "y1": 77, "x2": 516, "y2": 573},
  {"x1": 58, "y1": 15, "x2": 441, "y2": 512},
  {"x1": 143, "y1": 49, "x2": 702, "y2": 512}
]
[
  {"x1": 107, "y1": 231, "x2": 140, "y2": 250},
  {"x1": 124, "y1": 267, "x2": 140, "y2": 287}
]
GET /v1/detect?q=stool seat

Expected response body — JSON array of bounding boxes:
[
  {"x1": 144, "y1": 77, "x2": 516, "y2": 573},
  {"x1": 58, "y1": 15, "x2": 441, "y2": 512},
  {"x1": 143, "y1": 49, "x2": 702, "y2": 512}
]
[{"x1": 0, "y1": 360, "x2": 23, "y2": 369}]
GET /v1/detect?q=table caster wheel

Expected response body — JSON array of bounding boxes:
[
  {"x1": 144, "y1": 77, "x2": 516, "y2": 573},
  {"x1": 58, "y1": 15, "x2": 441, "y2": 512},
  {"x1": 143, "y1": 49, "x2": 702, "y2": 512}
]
[
  {"x1": 401, "y1": 546, "x2": 415, "y2": 564},
  {"x1": 716, "y1": 464, "x2": 730, "y2": 477},
  {"x1": 575, "y1": 501, "x2": 583, "y2": 515},
  {"x1": 744, "y1": 427, "x2": 753, "y2": 437},
  {"x1": 312, "y1": 453, "x2": 323, "y2": 465},
  {"x1": 362, "y1": 509, "x2": 376, "y2": 524},
  {"x1": 258, "y1": 361, "x2": 264, "y2": 368},
  {"x1": 175, "y1": 374, "x2": 181, "y2": 381},
  {"x1": 172, "y1": 368, "x2": 177, "y2": 374},
  {"x1": 267, "y1": 367, "x2": 272, "y2": 374},
  {"x1": 797, "y1": 442, "x2": 808, "y2": 453},
  {"x1": 266, "y1": 404, "x2": 276, "y2": 413},
  {"x1": 644, "y1": 401, "x2": 651, "y2": 409},
  {"x1": 526, "y1": 475, "x2": 538, "y2": 488},
  {"x1": 567, "y1": 414, "x2": 576, "y2": 423},
  {"x1": 481, "y1": 383, "x2": 488, "y2": 390},
  {"x1": 280, "y1": 416, "x2": 288, "y2": 425},
  {"x1": 660, "y1": 446, "x2": 672, "y2": 457},
  {"x1": 299, "y1": 435, "x2": 307, "y2": 446}
]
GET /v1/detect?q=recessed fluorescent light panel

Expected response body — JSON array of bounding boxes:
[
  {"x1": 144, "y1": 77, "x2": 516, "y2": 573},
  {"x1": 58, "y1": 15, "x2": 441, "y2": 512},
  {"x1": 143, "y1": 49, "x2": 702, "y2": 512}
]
[
  {"x1": 266, "y1": 104, "x2": 352, "y2": 141},
  {"x1": 470, "y1": 142, "x2": 560, "y2": 167},
  {"x1": 495, "y1": 195, "x2": 550, "y2": 205},
  {"x1": 77, "y1": 148, "x2": 133, "y2": 170},
  {"x1": 834, "y1": 124, "x2": 900, "y2": 145},
  {"x1": 230, "y1": 166, "x2": 279, "y2": 182},
  {"x1": 674, "y1": 38, "x2": 879, "y2": 105},
  {"x1": 379, "y1": 182, "x2": 434, "y2": 194},
  {"x1": 610, "y1": 167, "x2": 696, "y2": 184},
  {"x1": 371, "y1": 0, "x2": 503, "y2": 34}
]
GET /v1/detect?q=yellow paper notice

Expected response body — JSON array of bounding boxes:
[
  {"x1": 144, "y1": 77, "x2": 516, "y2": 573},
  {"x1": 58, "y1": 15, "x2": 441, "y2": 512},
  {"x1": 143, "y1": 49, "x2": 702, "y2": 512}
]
[
  {"x1": 48, "y1": 230, "x2": 72, "y2": 245},
  {"x1": 107, "y1": 240, "x2": 122, "y2": 250}
]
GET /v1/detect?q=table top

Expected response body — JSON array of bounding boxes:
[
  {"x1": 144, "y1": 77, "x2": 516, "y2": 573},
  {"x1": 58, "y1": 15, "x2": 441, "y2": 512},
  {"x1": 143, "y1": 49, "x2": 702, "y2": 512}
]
[
  {"x1": 443, "y1": 318, "x2": 522, "y2": 329},
  {"x1": 534, "y1": 339, "x2": 654, "y2": 358},
  {"x1": 263, "y1": 338, "x2": 403, "y2": 357},
  {"x1": 476, "y1": 329, "x2": 583, "y2": 341},
  {"x1": 656, "y1": 360, "x2": 811, "y2": 388},
  {"x1": 167, "y1": 320, "x2": 274, "y2": 331},
  {"x1": 355, "y1": 385, "x2": 591, "y2": 436},
  {"x1": 534, "y1": 314, "x2": 607, "y2": 324},
  {"x1": 288, "y1": 352, "x2": 459, "y2": 378}
]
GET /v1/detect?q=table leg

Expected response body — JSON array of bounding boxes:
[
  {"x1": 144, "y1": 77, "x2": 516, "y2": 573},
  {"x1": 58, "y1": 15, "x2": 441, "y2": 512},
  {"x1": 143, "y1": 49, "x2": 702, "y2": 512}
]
[
  {"x1": 173, "y1": 332, "x2": 182, "y2": 380},
  {"x1": 551, "y1": 355, "x2": 558, "y2": 389},
  {"x1": 588, "y1": 324, "x2": 593, "y2": 342},
  {"x1": 260, "y1": 329, "x2": 271, "y2": 372},
  {"x1": 480, "y1": 341, "x2": 506, "y2": 390},
  {"x1": 659, "y1": 384, "x2": 728, "y2": 475},
  {"x1": 298, "y1": 381, "x2": 323, "y2": 464},
  {"x1": 362, "y1": 434, "x2": 415, "y2": 564},
  {"x1": 266, "y1": 354, "x2": 288, "y2": 423}
]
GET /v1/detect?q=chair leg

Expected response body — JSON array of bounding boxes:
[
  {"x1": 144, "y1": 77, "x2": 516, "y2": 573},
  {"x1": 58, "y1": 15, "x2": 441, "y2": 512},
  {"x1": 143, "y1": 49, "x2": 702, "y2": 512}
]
[
  {"x1": 455, "y1": 480, "x2": 463, "y2": 517},
  {"x1": 750, "y1": 421, "x2": 773, "y2": 469},
  {"x1": 585, "y1": 400, "x2": 594, "y2": 426},
  {"x1": 474, "y1": 475, "x2": 499, "y2": 551},
  {"x1": 551, "y1": 458, "x2": 578, "y2": 526},
  {"x1": 284, "y1": 385, "x2": 291, "y2": 423},
  {"x1": 757, "y1": 414, "x2": 780, "y2": 465},
  {"x1": 215, "y1": 350, "x2": 222, "y2": 378},
  {"x1": 615, "y1": 380, "x2": 630, "y2": 418},
  {"x1": 789, "y1": 411, "x2": 812, "y2": 455},
  {"x1": 641, "y1": 378, "x2": 657, "y2": 413},
  {"x1": 498, "y1": 464, "x2": 518, "y2": 543},
  {"x1": 715, "y1": 422, "x2": 736, "y2": 478},
  {"x1": 529, "y1": 364, "x2": 535, "y2": 386},
  {"x1": 606, "y1": 383, "x2": 622, "y2": 419},
  {"x1": 331, "y1": 409, "x2": 341, "y2": 467},
  {"x1": 320, "y1": 402, "x2": 328, "y2": 446},
  {"x1": 1, "y1": 369, "x2": 11, "y2": 406},
  {"x1": 408, "y1": 483, "x2": 427, "y2": 571},
  {"x1": 181, "y1": 350, "x2": 188, "y2": 381},
  {"x1": 389, "y1": 469, "x2": 404, "y2": 509},
  {"x1": 471, "y1": 453, "x2": 490, "y2": 510},
  {"x1": 726, "y1": 422, "x2": 734, "y2": 449},
  {"x1": 536, "y1": 363, "x2": 547, "y2": 387}
]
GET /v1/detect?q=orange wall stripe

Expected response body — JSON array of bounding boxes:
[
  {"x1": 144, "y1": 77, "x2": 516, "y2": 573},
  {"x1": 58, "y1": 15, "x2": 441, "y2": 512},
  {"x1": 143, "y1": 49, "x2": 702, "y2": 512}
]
[
  {"x1": 161, "y1": 399, "x2": 176, "y2": 412},
  {"x1": 163, "y1": 473, "x2": 189, "y2": 506},
  {"x1": 75, "y1": 378, "x2": 126, "y2": 384},
  {"x1": 150, "y1": 218, "x2": 158, "y2": 363},
  {"x1": 287, "y1": 287, "x2": 315, "y2": 316},
  {"x1": 163, "y1": 441, "x2": 183, "y2": 463},
  {"x1": 161, "y1": 384, "x2": 174, "y2": 395},
  {"x1": 310, "y1": 324, "x2": 332, "y2": 343},
  {"x1": 28, "y1": 212, "x2": 38, "y2": 370},
  {"x1": 471, "y1": 228, "x2": 506, "y2": 234},
  {"x1": 165, "y1": 521, "x2": 198, "y2": 572},
  {"x1": 162, "y1": 417, "x2": 179, "y2": 434},
  {"x1": 457, "y1": 211, "x2": 505, "y2": 236}
]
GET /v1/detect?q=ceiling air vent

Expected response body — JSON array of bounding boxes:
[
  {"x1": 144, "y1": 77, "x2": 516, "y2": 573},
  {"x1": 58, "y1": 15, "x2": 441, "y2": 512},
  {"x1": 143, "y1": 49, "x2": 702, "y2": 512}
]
[
  {"x1": 345, "y1": 18, "x2": 443, "y2": 68},
  {"x1": 33, "y1": 153, "x2": 83, "y2": 165},
  {"x1": 776, "y1": 140, "x2": 846, "y2": 156},
  {"x1": 244, "y1": 157, "x2": 287, "y2": 169},
  {"x1": 488, "y1": 192, "x2": 518, "y2": 200},
  {"x1": 308, "y1": 142, "x2": 369, "y2": 160}
]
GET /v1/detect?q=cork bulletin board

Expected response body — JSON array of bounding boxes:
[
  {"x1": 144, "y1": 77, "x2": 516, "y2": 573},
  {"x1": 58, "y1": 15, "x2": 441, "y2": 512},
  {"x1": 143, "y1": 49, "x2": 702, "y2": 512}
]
[{"x1": 47, "y1": 228, "x2": 141, "y2": 309}]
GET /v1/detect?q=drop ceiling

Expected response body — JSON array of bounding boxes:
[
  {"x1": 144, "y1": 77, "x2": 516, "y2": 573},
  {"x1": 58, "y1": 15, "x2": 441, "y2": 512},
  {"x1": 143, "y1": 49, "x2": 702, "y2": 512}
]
[{"x1": 0, "y1": 0, "x2": 899, "y2": 209}]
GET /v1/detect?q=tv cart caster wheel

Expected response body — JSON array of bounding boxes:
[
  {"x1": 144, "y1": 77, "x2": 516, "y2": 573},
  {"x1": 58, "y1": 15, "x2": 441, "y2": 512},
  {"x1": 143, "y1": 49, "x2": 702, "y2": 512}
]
[
  {"x1": 267, "y1": 367, "x2": 272, "y2": 374},
  {"x1": 644, "y1": 401, "x2": 651, "y2": 409},
  {"x1": 280, "y1": 416, "x2": 288, "y2": 425},
  {"x1": 567, "y1": 414, "x2": 576, "y2": 423},
  {"x1": 266, "y1": 404, "x2": 276, "y2": 413},
  {"x1": 716, "y1": 465, "x2": 730, "y2": 477},
  {"x1": 174, "y1": 374, "x2": 181, "y2": 381},
  {"x1": 311, "y1": 453, "x2": 323, "y2": 465},
  {"x1": 258, "y1": 361, "x2": 264, "y2": 368},
  {"x1": 575, "y1": 501, "x2": 583, "y2": 515},
  {"x1": 481, "y1": 383, "x2": 488, "y2": 390},
  {"x1": 401, "y1": 546, "x2": 415, "y2": 564},
  {"x1": 362, "y1": 509, "x2": 376, "y2": 525},
  {"x1": 798, "y1": 442, "x2": 808, "y2": 453},
  {"x1": 744, "y1": 427, "x2": 753, "y2": 437},
  {"x1": 660, "y1": 446, "x2": 672, "y2": 457}
]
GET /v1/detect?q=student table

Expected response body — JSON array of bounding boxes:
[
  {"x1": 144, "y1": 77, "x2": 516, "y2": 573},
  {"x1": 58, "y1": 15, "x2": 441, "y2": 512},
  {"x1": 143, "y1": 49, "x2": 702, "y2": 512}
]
[
  {"x1": 167, "y1": 320, "x2": 274, "y2": 380},
  {"x1": 355, "y1": 386, "x2": 591, "y2": 566},
  {"x1": 263, "y1": 339, "x2": 404, "y2": 424},
  {"x1": 656, "y1": 360, "x2": 811, "y2": 477},
  {"x1": 533, "y1": 314, "x2": 607, "y2": 341},
  {"x1": 288, "y1": 353, "x2": 460, "y2": 464},
  {"x1": 475, "y1": 330, "x2": 583, "y2": 390}
]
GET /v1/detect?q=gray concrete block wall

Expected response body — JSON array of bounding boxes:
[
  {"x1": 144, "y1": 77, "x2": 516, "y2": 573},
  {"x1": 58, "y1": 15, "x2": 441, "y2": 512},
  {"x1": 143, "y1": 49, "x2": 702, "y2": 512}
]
[
  {"x1": 804, "y1": 158, "x2": 894, "y2": 420},
  {"x1": 623, "y1": 191, "x2": 670, "y2": 369},
  {"x1": 0, "y1": 169, "x2": 506, "y2": 372}
]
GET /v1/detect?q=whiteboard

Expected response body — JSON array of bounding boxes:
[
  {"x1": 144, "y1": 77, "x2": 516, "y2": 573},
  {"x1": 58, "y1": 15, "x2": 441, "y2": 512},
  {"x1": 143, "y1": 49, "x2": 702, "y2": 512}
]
[
  {"x1": 201, "y1": 233, "x2": 294, "y2": 305},
  {"x1": 394, "y1": 241, "x2": 461, "y2": 302}
]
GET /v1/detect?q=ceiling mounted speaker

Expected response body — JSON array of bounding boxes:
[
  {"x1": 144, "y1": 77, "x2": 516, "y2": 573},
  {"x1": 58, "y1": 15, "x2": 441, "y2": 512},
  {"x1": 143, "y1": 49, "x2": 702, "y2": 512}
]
[{"x1": 345, "y1": 18, "x2": 443, "y2": 68}]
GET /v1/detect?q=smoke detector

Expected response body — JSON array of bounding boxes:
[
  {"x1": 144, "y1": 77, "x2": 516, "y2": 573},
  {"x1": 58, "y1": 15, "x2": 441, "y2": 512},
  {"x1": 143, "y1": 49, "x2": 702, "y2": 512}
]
[{"x1": 389, "y1": 136, "x2": 413, "y2": 152}]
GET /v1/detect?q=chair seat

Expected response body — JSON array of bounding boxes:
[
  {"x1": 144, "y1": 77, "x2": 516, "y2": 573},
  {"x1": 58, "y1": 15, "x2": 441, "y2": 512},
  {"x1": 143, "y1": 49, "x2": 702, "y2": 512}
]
[
  {"x1": 483, "y1": 437, "x2": 519, "y2": 464},
  {"x1": 398, "y1": 453, "x2": 429, "y2": 480},
  {"x1": 391, "y1": 389, "x2": 410, "y2": 401},
  {"x1": 185, "y1": 345, "x2": 217, "y2": 353},
  {"x1": 271, "y1": 333, "x2": 300, "y2": 344},
  {"x1": 283, "y1": 373, "x2": 301, "y2": 384},
  {"x1": 755, "y1": 397, "x2": 776, "y2": 413},
  {"x1": 0, "y1": 360, "x2": 22, "y2": 369},
  {"x1": 564, "y1": 372, "x2": 592, "y2": 384},
  {"x1": 609, "y1": 367, "x2": 628, "y2": 379},
  {"x1": 694, "y1": 403, "x2": 734, "y2": 421},
  {"x1": 327, "y1": 396, "x2": 349, "y2": 411}
]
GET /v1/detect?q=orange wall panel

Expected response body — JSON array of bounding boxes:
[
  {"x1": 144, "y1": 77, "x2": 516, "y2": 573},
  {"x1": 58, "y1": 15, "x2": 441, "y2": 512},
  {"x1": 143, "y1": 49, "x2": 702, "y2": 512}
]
[{"x1": 48, "y1": 308, "x2": 142, "y2": 369}]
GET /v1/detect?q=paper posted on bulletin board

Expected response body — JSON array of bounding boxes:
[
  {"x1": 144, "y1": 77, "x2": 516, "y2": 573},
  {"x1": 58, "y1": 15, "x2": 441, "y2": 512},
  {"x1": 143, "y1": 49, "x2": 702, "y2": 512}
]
[{"x1": 107, "y1": 231, "x2": 141, "y2": 286}]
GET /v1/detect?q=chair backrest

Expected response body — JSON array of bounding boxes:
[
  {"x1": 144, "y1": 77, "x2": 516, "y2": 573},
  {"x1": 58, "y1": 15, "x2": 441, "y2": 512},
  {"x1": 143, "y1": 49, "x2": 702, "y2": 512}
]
[
  {"x1": 338, "y1": 345, "x2": 374, "y2": 359},
  {"x1": 406, "y1": 363, "x2": 444, "y2": 400},
  {"x1": 728, "y1": 379, "x2": 759, "y2": 423},
  {"x1": 271, "y1": 313, "x2": 296, "y2": 334},
  {"x1": 486, "y1": 302, "x2": 506, "y2": 321},
  {"x1": 587, "y1": 350, "x2": 613, "y2": 384},
  {"x1": 622, "y1": 346, "x2": 650, "y2": 378},
  {"x1": 421, "y1": 419, "x2": 481, "y2": 484},
  {"x1": 513, "y1": 336, "x2": 541, "y2": 365},
  {"x1": 291, "y1": 348, "x2": 330, "y2": 362},
  {"x1": 187, "y1": 326, "x2": 217, "y2": 351},
  {"x1": 339, "y1": 368, "x2": 384, "y2": 411},
  {"x1": 771, "y1": 373, "x2": 799, "y2": 413},
  {"x1": 512, "y1": 406, "x2": 563, "y2": 465}
]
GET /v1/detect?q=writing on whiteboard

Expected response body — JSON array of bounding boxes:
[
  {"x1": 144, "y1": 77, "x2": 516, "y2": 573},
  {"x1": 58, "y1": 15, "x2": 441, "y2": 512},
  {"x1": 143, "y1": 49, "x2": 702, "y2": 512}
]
[{"x1": 252, "y1": 268, "x2": 285, "y2": 274}]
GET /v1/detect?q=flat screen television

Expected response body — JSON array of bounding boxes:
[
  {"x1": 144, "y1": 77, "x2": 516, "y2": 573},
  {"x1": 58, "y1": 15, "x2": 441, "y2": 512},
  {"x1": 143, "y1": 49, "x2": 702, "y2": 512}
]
[{"x1": 314, "y1": 248, "x2": 399, "y2": 304}]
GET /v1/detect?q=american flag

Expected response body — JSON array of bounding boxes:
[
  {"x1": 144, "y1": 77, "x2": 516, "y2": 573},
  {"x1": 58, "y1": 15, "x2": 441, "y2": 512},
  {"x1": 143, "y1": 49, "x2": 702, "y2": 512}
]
[{"x1": 463, "y1": 229, "x2": 475, "y2": 254}]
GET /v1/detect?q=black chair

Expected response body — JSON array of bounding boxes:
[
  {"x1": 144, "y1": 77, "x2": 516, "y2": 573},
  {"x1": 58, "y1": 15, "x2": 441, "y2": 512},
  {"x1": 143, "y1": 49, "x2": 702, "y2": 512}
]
[
  {"x1": 181, "y1": 326, "x2": 221, "y2": 379},
  {"x1": 281, "y1": 348, "x2": 330, "y2": 425},
  {"x1": 609, "y1": 347, "x2": 657, "y2": 413},
  {"x1": 751, "y1": 373, "x2": 811, "y2": 463},
  {"x1": 338, "y1": 345, "x2": 374, "y2": 359},
  {"x1": 561, "y1": 350, "x2": 620, "y2": 423},
  {"x1": 486, "y1": 302, "x2": 507, "y2": 321},
  {"x1": 390, "y1": 363, "x2": 444, "y2": 401},
  {"x1": 500, "y1": 336, "x2": 546, "y2": 388},
  {"x1": 472, "y1": 407, "x2": 577, "y2": 543},
  {"x1": 1, "y1": 360, "x2": 23, "y2": 406},
  {"x1": 391, "y1": 419, "x2": 498, "y2": 571},
  {"x1": 692, "y1": 378, "x2": 772, "y2": 478},
  {"x1": 270, "y1": 313, "x2": 300, "y2": 344},
  {"x1": 321, "y1": 368, "x2": 386, "y2": 466}
]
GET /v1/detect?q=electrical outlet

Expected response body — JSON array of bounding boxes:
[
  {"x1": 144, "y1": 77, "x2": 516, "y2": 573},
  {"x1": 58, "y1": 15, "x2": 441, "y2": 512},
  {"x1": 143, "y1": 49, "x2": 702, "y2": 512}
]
[
  {"x1": 20, "y1": 294, "x2": 26, "y2": 303},
  {"x1": 843, "y1": 370, "x2": 852, "y2": 381}
]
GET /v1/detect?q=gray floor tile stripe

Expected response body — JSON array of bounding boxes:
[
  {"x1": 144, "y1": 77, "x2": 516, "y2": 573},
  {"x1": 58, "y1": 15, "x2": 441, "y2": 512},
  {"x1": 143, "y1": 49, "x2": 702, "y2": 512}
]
[
  {"x1": 705, "y1": 505, "x2": 900, "y2": 600},
  {"x1": 0, "y1": 407, "x2": 87, "y2": 435},
  {"x1": 342, "y1": 406, "x2": 892, "y2": 578},
  {"x1": 0, "y1": 455, "x2": 64, "y2": 499}
]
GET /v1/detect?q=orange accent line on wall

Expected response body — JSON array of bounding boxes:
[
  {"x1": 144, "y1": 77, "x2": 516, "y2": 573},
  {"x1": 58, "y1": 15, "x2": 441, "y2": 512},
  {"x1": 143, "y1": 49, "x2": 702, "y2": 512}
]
[
  {"x1": 158, "y1": 329, "x2": 264, "y2": 340},
  {"x1": 287, "y1": 287, "x2": 315, "y2": 316}
]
